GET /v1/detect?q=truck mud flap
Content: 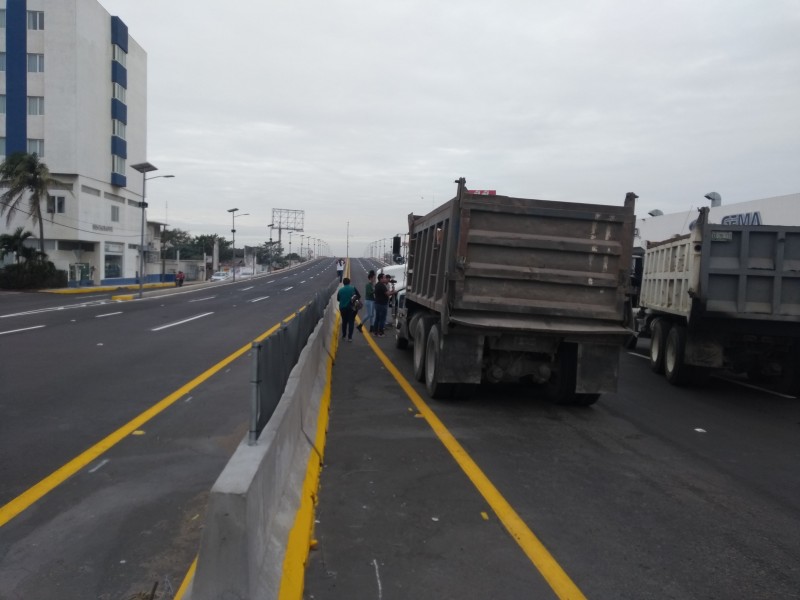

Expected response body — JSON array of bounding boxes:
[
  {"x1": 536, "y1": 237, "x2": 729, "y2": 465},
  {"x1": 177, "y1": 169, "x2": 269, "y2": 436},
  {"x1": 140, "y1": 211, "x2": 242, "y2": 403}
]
[
  {"x1": 576, "y1": 343, "x2": 620, "y2": 393},
  {"x1": 436, "y1": 334, "x2": 483, "y2": 384}
]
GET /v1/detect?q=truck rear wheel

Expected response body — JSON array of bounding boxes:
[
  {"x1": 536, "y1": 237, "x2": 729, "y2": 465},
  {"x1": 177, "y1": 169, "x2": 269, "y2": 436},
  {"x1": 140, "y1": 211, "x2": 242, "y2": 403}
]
[
  {"x1": 425, "y1": 324, "x2": 455, "y2": 399},
  {"x1": 664, "y1": 325, "x2": 692, "y2": 385},
  {"x1": 412, "y1": 316, "x2": 434, "y2": 382},
  {"x1": 650, "y1": 319, "x2": 670, "y2": 374}
]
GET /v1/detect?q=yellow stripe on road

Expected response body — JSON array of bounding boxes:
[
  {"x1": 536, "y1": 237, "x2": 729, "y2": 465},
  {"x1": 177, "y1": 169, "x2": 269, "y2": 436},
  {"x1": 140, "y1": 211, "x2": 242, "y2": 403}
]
[
  {"x1": 0, "y1": 303, "x2": 311, "y2": 529},
  {"x1": 361, "y1": 332, "x2": 588, "y2": 600}
]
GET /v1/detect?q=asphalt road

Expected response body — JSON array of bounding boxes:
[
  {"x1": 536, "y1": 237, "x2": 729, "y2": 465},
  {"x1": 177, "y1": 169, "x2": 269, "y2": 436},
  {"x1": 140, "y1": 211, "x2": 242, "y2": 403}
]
[
  {"x1": 305, "y1": 259, "x2": 800, "y2": 600},
  {"x1": 0, "y1": 259, "x2": 338, "y2": 599}
]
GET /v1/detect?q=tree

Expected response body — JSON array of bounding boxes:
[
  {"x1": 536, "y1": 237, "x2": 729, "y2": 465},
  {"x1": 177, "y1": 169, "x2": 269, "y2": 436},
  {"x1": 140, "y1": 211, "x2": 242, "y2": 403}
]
[
  {"x1": 0, "y1": 227, "x2": 34, "y2": 264},
  {"x1": 0, "y1": 152, "x2": 65, "y2": 259}
]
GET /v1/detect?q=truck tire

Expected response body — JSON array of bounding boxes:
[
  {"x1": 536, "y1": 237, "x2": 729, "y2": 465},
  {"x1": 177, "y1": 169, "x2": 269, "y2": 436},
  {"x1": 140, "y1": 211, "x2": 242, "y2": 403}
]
[
  {"x1": 664, "y1": 325, "x2": 692, "y2": 385},
  {"x1": 412, "y1": 316, "x2": 434, "y2": 382},
  {"x1": 425, "y1": 324, "x2": 455, "y2": 399},
  {"x1": 543, "y1": 343, "x2": 578, "y2": 405},
  {"x1": 649, "y1": 319, "x2": 670, "y2": 374}
]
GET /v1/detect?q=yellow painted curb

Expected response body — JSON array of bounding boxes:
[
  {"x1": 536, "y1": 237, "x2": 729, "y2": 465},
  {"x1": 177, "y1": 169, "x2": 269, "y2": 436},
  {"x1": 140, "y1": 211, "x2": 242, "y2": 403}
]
[{"x1": 111, "y1": 294, "x2": 134, "y2": 301}]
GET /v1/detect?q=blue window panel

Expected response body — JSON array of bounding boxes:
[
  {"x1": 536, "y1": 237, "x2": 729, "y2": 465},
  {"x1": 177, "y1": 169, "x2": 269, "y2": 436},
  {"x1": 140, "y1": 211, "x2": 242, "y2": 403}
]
[
  {"x1": 111, "y1": 136, "x2": 127, "y2": 158},
  {"x1": 110, "y1": 17, "x2": 129, "y2": 53},
  {"x1": 111, "y1": 172, "x2": 127, "y2": 187},
  {"x1": 111, "y1": 98, "x2": 128, "y2": 124},
  {"x1": 111, "y1": 61, "x2": 127, "y2": 88},
  {"x1": 6, "y1": 0, "x2": 27, "y2": 154}
]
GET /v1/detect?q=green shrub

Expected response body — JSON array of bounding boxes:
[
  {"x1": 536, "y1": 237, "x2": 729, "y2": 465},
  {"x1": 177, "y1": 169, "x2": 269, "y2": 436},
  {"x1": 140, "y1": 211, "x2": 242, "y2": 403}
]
[{"x1": 0, "y1": 261, "x2": 67, "y2": 289}]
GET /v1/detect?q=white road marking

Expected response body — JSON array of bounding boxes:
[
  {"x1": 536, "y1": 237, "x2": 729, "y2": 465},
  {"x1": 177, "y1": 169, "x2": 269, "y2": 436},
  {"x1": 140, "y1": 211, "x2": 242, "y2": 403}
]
[
  {"x1": 249, "y1": 296, "x2": 270, "y2": 303},
  {"x1": 151, "y1": 312, "x2": 214, "y2": 331},
  {"x1": 628, "y1": 351, "x2": 649, "y2": 360},
  {"x1": 0, "y1": 325, "x2": 46, "y2": 336},
  {"x1": 241, "y1": 286, "x2": 254, "y2": 291},
  {"x1": 282, "y1": 286, "x2": 293, "y2": 292},
  {"x1": 188, "y1": 296, "x2": 216, "y2": 303},
  {"x1": 95, "y1": 312, "x2": 123, "y2": 318},
  {"x1": 372, "y1": 559, "x2": 383, "y2": 600},
  {"x1": 300, "y1": 280, "x2": 306, "y2": 284},
  {"x1": 88, "y1": 459, "x2": 110, "y2": 473}
]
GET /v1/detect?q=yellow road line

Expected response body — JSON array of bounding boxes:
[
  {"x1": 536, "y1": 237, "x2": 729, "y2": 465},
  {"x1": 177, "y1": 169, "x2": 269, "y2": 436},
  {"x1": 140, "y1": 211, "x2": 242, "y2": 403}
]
[
  {"x1": 278, "y1": 310, "x2": 339, "y2": 600},
  {"x1": 361, "y1": 332, "x2": 588, "y2": 600},
  {"x1": 173, "y1": 556, "x2": 197, "y2": 600},
  {"x1": 0, "y1": 302, "x2": 311, "y2": 529}
]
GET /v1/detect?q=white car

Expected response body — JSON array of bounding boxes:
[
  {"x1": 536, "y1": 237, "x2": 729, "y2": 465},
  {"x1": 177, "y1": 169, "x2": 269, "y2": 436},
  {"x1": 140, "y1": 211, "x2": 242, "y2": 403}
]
[{"x1": 210, "y1": 271, "x2": 231, "y2": 281}]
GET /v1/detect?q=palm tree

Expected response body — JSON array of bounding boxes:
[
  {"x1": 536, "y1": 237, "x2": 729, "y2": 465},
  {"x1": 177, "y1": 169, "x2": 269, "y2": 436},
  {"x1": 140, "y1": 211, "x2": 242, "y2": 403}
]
[
  {"x1": 0, "y1": 226, "x2": 34, "y2": 264},
  {"x1": 0, "y1": 152, "x2": 64, "y2": 259}
]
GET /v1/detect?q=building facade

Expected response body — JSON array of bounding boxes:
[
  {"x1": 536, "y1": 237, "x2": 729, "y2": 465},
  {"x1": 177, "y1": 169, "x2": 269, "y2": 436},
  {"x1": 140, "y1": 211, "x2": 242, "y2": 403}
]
[{"x1": 1, "y1": 0, "x2": 152, "y2": 284}]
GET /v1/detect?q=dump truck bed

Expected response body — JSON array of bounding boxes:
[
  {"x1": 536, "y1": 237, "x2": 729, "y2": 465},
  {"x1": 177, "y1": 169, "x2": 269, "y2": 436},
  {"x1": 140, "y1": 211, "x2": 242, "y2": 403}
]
[
  {"x1": 406, "y1": 186, "x2": 637, "y2": 336},
  {"x1": 640, "y1": 209, "x2": 800, "y2": 322}
]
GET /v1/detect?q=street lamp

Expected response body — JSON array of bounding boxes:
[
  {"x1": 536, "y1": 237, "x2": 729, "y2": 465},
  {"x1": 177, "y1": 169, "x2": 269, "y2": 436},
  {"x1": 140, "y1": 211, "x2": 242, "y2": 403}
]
[
  {"x1": 131, "y1": 162, "x2": 162, "y2": 298},
  {"x1": 228, "y1": 208, "x2": 249, "y2": 282}
]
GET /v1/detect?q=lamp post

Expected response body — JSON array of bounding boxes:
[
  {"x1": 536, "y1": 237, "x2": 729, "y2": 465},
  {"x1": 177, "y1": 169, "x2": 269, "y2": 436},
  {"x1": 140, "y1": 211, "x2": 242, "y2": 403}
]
[
  {"x1": 228, "y1": 208, "x2": 249, "y2": 282},
  {"x1": 130, "y1": 162, "x2": 166, "y2": 298}
]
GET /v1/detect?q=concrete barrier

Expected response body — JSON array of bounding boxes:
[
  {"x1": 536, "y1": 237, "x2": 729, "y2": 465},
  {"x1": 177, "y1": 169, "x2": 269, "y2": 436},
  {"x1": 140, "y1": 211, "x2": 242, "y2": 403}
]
[{"x1": 189, "y1": 295, "x2": 337, "y2": 599}]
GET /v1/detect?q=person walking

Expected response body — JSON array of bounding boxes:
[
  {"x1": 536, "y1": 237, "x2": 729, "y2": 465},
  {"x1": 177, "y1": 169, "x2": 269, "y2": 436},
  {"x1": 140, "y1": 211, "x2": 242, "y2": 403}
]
[
  {"x1": 336, "y1": 258, "x2": 344, "y2": 282},
  {"x1": 337, "y1": 277, "x2": 360, "y2": 342},
  {"x1": 357, "y1": 270, "x2": 376, "y2": 333},
  {"x1": 373, "y1": 273, "x2": 395, "y2": 337}
]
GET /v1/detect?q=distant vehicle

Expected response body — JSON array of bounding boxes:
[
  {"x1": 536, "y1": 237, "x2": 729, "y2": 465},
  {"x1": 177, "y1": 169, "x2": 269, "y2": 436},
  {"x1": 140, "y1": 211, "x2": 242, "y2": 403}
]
[{"x1": 210, "y1": 271, "x2": 231, "y2": 281}]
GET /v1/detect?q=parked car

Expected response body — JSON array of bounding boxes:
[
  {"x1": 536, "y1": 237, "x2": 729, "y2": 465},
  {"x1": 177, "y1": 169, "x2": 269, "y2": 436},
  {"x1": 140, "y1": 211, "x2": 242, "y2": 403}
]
[{"x1": 210, "y1": 271, "x2": 231, "y2": 281}]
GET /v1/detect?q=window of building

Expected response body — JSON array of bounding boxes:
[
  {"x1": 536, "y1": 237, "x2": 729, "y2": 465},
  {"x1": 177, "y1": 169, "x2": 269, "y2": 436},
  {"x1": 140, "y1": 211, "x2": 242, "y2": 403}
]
[
  {"x1": 0, "y1": 137, "x2": 5, "y2": 158},
  {"x1": 0, "y1": 53, "x2": 6, "y2": 72},
  {"x1": 0, "y1": 10, "x2": 6, "y2": 28},
  {"x1": 27, "y1": 11, "x2": 44, "y2": 30},
  {"x1": 0, "y1": 95, "x2": 5, "y2": 114},
  {"x1": 27, "y1": 139, "x2": 44, "y2": 156},
  {"x1": 27, "y1": 96, "x2": 44, "y2": 116},
  {"x1": 113, "y1": 83, "x2": 127, "y2": 103},
  {"x1": 47, "y1": 196, "x2": 65, "y2": 214},
  {"x1": 111, "y1": 205, "x2": 120, "y2": 222},
  {"x1": 112, "y1": 119, "x2": 126, "y2": 139},
  {"x1": 27, "y1": 54, "x2": 45, "y2": 73},
  {"x1": 112, "y1": 45, "x2": 127, "y2": 67},
  {"x1": 112, "y1": 155, "x2": 126, "y2": 175}
]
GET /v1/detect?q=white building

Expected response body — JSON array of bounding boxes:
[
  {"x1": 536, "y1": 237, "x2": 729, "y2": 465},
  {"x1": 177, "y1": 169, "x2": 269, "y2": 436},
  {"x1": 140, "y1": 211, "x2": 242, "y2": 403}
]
[
  {"x1": 635, "y1": 192, "x2": 800, "y2": 248},
  {"x1": 1, "y1": 0, "x2": 155, "y2": 285}
]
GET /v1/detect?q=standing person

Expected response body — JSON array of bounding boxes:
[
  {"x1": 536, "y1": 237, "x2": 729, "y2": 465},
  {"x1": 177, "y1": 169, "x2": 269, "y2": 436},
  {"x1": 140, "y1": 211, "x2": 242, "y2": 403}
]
[
  {"x1": 373, "y1": 273, "x2": 396, "y2": 337},
  {"x1": 336, "y1": 258, "x2": 344, "y2": 282},
  {"x1": 337, "y1": 277, "x2": 360, "y2": 342},
  {"x1": 357, "y1": 270, "x2": 376, "y2": 333}
]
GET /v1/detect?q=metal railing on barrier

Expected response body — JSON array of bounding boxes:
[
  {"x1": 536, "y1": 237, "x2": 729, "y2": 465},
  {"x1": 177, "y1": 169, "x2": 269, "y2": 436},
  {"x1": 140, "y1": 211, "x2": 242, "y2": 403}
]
[{"x1": 249, "y1": 280, "x2": 338, "y2": 445}]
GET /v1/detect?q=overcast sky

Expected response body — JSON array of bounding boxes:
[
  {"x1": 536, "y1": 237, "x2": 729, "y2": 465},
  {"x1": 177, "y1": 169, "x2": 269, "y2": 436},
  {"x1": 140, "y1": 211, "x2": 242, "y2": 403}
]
[{"x1": 98, "y1": 0, "x2": 800, "y2": 256}]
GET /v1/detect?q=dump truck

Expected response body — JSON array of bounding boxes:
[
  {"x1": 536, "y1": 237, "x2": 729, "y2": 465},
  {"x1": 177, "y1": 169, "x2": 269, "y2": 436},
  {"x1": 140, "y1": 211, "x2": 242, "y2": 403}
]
[
  {"x1": 636, "y1": 206, "x2": 800, "y2": 392},
  {"x1": 395, "y1": 178, "x2": 637, "y2": 404}
]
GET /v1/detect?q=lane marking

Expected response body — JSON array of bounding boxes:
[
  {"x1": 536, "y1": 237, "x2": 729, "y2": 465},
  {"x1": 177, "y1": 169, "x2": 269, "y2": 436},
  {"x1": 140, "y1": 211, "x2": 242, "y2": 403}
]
[
  {"x1": 0, "y1": 325, "x2": 46, "y2": 336},
  {"x1": 283, "y1": 286, "x2": 294, "y2": 292},
  {"x1": 174, "y1": 556, "x2": 197, "y2": 600},
  {"x1": 95, "y1": 312, "x2": 123, "y2": 318},
  {"x1": 249, "y1": 296, "x2": 270, "y2": 303},
  {"x1": 0, "y1": 306, "x2": 304, "y2": 528},
  {"x1": 88, "y1": 459, "x2": 109, "y2": 473},
  {"x1": 188, "y1": 296, "x2": 216, "y2": 303},
  {"x1": 359, "y1": 331, "x2": 587, "y2": 600},
  {"x1": 300, "y1": 280, "x2": 306, "y2": 284},
  {"x1": 151, "y1": 312, "x2": 214, "y2": 332},
  {"x1": 241, "y1": 286, "x2": 254, "y2": 291}
]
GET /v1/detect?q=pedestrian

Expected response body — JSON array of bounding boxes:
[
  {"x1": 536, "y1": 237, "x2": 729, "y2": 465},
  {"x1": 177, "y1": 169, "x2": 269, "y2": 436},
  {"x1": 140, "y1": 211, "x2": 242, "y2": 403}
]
[
  {"x1": 373, "y1": 273, "x2": 396, "y2": 337},
  {"x1": 336, "y1": 258, "x2": 344, "y2": 282},
  {"x1": 357, "y1": 270, "x2": 376, "y2": 333},
  {"x1": 337, "y1": 277, "x2": 360, "y2": 342}
]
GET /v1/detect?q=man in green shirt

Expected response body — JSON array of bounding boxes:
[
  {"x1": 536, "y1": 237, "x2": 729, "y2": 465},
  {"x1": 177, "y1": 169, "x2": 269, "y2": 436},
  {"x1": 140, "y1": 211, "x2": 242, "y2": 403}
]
[{"x1": 336, "y1": 277, "x2": 360, "y2": 342}]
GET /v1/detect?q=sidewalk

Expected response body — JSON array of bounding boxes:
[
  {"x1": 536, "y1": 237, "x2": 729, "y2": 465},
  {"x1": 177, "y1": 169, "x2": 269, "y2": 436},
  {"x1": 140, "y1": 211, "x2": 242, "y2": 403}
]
[{"x1": 303, "y1": 324, "x2": 555, "y2": 599}]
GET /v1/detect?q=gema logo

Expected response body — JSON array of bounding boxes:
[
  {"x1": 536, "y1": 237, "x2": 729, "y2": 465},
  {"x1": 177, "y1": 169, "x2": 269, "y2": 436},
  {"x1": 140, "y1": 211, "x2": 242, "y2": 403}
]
[{"x1": 721, "y1": 212, "x2": 763, "y2": 226}]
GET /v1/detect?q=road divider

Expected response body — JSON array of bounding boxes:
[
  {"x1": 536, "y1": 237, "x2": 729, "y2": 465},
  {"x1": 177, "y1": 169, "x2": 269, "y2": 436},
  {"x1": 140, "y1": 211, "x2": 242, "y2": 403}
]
[{"x1": 189, "y1": 295, "x2": 338, "y2": 599}]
